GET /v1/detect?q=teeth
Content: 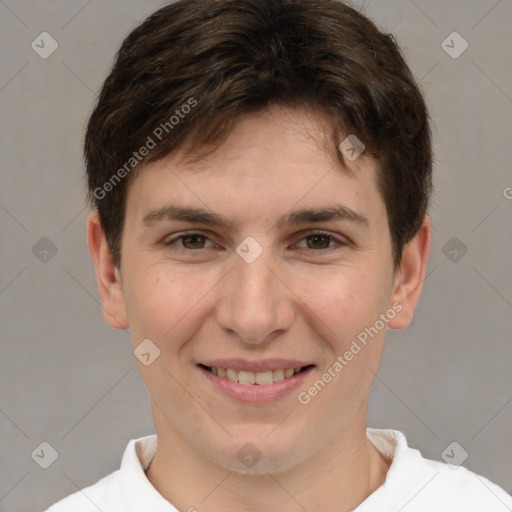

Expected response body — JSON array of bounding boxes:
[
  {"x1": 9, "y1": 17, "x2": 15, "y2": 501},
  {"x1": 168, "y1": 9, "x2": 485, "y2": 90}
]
[
  {"x1": 226, "y1": 368, "x2": 238, "y2": 383},
  {"x1": 238, "y1": 370, "x2": 255, "y2": 385},
  {"x1": 273, "y1": 368, "x2": 284, "y2": 382},
  {"x1": 255, "y1": 370, "x2": 273, "y2": 385},
  {"x1": 208, "y1": 366, "x2": 304, "y2": 385}
]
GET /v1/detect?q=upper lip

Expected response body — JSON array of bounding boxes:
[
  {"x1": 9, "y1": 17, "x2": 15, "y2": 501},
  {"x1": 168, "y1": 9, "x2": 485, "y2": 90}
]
[{"x1": 199, "y1": 359, "x2": 315, "y2": 372}]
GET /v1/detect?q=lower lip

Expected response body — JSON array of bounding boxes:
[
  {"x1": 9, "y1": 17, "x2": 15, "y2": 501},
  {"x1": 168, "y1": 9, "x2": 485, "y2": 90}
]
[{"x1": 197, "y1": 365, "x2": 315, "y2": 403}]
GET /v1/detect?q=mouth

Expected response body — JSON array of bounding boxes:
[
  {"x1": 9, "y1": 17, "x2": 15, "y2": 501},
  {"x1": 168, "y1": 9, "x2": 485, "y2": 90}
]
[{"x1": 198, "y1": 364, "x2": 315, "y2": 386}]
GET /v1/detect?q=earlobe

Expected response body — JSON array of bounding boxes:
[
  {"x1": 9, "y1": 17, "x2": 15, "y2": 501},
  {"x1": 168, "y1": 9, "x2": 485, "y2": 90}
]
[
  {"x1": 86, "y1": 211, "x2": 129, "y2": 330},
  {"x1": 387, "y1": 215, "x2": 431, "y2": 330}
]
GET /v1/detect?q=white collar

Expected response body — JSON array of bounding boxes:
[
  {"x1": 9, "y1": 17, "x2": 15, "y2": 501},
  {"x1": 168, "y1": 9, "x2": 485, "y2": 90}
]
[{"x1": 117, "y1": 428, "x2": 413, "y2": 511}]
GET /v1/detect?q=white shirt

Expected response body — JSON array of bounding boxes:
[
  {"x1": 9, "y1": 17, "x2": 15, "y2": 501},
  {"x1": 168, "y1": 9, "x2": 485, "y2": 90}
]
[{"x1": 43, "y1": 428, "x2": 512, "y2": 511}]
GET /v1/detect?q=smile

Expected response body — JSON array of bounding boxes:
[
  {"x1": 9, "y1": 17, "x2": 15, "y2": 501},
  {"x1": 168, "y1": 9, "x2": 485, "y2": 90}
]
[{"x1": 200, "y1": 365, "x2": 313, "y2": 385}]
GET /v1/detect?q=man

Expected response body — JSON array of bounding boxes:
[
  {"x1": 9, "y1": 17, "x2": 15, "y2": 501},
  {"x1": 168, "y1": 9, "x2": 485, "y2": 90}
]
[{"x1": 45, "y1": 0, "x2": 512, "y2": 510}]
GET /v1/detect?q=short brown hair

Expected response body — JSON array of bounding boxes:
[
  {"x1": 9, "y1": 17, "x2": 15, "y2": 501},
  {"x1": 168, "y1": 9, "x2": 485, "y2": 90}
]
[{"x1": 85, "y1": 0, "x2": 433, "y2": 268}]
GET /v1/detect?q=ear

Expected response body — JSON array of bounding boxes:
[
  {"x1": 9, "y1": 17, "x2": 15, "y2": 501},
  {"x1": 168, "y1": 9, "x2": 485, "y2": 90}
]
[
  {"x1": 387, "y1": 215, "x2": 431, "y2": 330},
  {"x1": 86, "y1": 211, "x2": 129, "y2": 330}
]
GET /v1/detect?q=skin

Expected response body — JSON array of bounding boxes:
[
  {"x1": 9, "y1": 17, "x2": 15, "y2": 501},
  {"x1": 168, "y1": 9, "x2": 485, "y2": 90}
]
[{"x1": 88, "y1": 105, "x2": 431, "y2": 512}]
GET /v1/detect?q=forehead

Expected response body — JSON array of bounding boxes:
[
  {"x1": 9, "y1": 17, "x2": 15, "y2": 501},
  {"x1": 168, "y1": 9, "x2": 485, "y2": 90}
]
[
  {"x1": 125, "y1": 105, "x2": 385, "y2": 228},
  {"x1": 177, "y1": 105, "x2": 356, "y2": 174}
]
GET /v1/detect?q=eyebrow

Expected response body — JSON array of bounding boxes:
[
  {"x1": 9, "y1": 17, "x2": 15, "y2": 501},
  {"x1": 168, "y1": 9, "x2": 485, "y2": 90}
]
[{"x1": 142, "y1": 204, "x2": 368, "y2": 230}]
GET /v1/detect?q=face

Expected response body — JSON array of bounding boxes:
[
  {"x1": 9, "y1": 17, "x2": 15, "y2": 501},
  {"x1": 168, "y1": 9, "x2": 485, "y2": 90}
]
[{"x1": 90, "y1": 105, "x2": 429, "y2": 474}]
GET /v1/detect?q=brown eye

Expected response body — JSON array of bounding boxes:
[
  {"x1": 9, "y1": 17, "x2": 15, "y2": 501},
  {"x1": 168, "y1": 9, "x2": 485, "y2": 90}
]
[
  {"x1": 297, "y1": 231, "x2": 351, "y2": 256},
  {"x1": 305, "y1": 233, "x2": 333, "y2": 250},
  {"x1": 163, "y1": 230, "x2": 348, "y2": 255},
  {"x1": 163, "y1": 232, "x2": 215, "y2": 252},
  {"x1": 181, "y1": 234, "x2": 207, "y2": 249},
  {"x1": 295, "y1": 230, "x2": 348, "y2": 253}
]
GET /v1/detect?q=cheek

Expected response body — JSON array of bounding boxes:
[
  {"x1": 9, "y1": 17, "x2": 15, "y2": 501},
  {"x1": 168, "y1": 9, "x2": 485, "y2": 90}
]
[
  {"x1": 123, "y1": 263, "x2": 229, "y2": 354},
  {"x1": 297, "y1": 265, "x2": 389, "y2": 348},
  {"x1": 123, "y1": 265, "x2": 196, "y2": 341}
]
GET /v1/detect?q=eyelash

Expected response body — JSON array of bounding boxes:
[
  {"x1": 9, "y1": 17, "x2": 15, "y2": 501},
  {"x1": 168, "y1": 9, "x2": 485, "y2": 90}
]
[{"x1": 162, "y1": 230, "x2": 349, "y2": 255}]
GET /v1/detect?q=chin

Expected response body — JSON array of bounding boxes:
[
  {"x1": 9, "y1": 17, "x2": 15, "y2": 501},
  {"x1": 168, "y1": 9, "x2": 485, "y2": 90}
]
[{"x1": 208, "y1": 434, "x2": 312, "y2": 475}]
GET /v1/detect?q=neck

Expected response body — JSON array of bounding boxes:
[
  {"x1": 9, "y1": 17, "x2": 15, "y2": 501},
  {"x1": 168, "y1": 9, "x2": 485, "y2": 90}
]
[{"x1": 145, "y1": 401, "x2": 390, "y2": 512}]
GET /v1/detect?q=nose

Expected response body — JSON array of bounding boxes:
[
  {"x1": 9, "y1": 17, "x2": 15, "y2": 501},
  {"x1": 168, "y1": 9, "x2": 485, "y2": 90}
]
[{"x1": 215, "y1": 241, "x2": 295, "y2": 347}]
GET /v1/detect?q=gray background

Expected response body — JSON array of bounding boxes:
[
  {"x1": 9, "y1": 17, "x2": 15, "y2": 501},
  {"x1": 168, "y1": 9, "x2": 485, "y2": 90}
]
[{"x1": 1, "y1": 0, "x2": 511, "y2": 510}]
